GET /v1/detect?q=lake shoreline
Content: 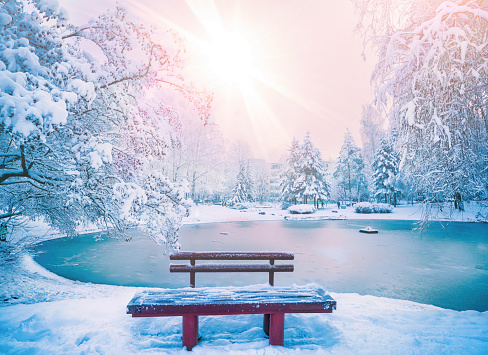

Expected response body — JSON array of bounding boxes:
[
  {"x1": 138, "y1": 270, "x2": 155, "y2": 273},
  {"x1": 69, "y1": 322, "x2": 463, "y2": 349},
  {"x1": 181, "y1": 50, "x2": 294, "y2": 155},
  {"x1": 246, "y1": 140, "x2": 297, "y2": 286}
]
[{"x1": 182, "y1": 202, "x2": 486, "y2": 225}]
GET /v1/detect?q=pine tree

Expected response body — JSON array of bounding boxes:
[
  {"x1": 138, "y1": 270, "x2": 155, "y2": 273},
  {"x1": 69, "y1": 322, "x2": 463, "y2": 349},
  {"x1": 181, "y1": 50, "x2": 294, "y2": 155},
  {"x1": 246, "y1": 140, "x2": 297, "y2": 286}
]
[
  {"x1": 372, "y1": 138, "x2": 399, "y2": 205},
  {"x1": 294, "y1": 133, "x2": 331, "y2": 207},
  {"x1": 280, "y1": 134, "x2": 330, "y2": 207},
  {"x1": 229, "y1": 163, "x2": 253, "y2": 205},
  {"x1": 280, "y1": 138, "x2": 301, "y2": 204},
  {"x1": 333, "y1": 130, "x2": 367, "y2": 203}
]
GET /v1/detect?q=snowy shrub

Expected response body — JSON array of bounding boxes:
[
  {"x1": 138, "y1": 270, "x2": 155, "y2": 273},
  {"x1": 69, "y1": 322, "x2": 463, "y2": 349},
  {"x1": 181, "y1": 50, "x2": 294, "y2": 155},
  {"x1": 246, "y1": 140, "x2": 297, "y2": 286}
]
[
  {"x1": 355, "y1": 202, "x2": 373, "y2": 213},
  {"x1": 231, "y1": 202, "x2": 253, "y2": 210},
  {"x1": 355, "y1": 202, "x2": 393, "y2": 214},
  {"x1": 375, "y1": 203, "x2": 393, "y2": 213},
  {"x1": 287, "y1": 204, "x2": 316, "y2": 214}
]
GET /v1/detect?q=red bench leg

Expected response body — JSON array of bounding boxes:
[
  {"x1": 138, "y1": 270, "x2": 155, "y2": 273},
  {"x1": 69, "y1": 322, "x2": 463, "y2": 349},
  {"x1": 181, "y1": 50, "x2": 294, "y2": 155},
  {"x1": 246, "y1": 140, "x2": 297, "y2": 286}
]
[
  {"x1": 269, "y1": 313, "x2": 285, "y2": 346},
  {"x1": 263, "y1": 314, "x2": 270, "y2": 336},
  {"x1": 182, "y1": 315, "x2": 198, "y2": 351}
]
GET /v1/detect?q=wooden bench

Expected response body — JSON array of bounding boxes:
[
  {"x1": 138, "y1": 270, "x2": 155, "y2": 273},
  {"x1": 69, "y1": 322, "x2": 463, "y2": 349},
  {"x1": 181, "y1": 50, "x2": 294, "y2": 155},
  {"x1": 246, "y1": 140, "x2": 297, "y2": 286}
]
[{"x1": 126, "y1": 252, "x2": 336, "y2": 350}]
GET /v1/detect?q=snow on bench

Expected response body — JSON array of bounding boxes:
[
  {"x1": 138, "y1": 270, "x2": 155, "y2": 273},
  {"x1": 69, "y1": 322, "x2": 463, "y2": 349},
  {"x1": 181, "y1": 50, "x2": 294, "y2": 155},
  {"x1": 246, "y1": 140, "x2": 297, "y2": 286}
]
[
  {"x1": 127, "y1": 284, "x2": 335, "y2": 315},
  {"x1": 126, "y1": 252, "x2": 336, "y2": 351}
]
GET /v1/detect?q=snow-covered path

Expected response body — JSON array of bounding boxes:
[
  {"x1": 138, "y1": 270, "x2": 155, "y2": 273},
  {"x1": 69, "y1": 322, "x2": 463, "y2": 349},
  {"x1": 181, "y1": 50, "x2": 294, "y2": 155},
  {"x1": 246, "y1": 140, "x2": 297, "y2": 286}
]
[{"x1": 1, "y1": 204, "x2": 488, "y2": 354}]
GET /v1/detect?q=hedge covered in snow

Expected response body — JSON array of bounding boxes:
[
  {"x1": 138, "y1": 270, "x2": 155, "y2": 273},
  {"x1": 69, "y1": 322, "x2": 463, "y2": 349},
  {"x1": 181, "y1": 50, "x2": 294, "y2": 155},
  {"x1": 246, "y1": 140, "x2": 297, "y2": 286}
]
[
  {"x1": 287, "y1": 204, "x2": 316, "y2": 214},
  {"x1": 354, "y1": 202, "x2": 393, "y2": 214}
]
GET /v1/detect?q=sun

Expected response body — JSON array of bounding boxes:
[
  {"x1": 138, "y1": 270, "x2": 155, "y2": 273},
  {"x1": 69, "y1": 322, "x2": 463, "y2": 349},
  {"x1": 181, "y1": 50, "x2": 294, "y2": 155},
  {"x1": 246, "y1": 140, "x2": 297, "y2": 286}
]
[{"x1": 202, "y1": 31, "x2": 255, "y2": 85}]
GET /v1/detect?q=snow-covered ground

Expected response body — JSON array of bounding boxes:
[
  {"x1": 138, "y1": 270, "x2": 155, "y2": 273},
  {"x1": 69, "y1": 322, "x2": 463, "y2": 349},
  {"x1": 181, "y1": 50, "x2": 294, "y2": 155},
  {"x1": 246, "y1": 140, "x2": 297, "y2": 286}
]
[
  {"x1": 183, "y1": 202, "x2": 484, "y2": 224},
  {"x1": 1, "y1": 204, "x2": 488, "y2": 354}
]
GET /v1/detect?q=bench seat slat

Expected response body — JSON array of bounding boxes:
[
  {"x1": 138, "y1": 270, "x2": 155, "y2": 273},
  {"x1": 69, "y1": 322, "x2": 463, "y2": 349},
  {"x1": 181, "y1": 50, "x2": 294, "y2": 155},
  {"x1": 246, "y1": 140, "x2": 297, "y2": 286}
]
[
  {"x1": 169, "y1": 264, "x2": 294, "y2": 273},
  {"x1": 170, "y1": 252, "x2": 294, "y2": 261},
  {"x1": 126, "y1": 284, "x2": 336, "y2": 317},
  {"x1": 128, "y1": 303, "x2": 333, "y2": 317}
]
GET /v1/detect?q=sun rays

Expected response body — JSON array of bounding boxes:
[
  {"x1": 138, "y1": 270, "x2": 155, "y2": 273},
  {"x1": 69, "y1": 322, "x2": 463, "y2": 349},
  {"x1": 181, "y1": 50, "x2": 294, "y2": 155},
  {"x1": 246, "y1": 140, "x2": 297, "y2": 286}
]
[{"x1": 126, "y1": 0, "x2": 335, "y2": 159}]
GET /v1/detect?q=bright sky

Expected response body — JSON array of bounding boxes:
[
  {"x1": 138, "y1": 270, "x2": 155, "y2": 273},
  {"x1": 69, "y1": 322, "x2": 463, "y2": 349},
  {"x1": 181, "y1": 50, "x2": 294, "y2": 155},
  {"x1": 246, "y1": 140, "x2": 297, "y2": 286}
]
[{"x1": 60, "y1": 0, "x2": 376, "y2": 162}]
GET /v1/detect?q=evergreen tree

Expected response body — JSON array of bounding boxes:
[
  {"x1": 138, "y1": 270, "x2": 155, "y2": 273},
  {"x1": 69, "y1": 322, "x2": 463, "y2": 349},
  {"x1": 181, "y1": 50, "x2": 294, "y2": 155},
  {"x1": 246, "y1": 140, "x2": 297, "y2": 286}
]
[
  {"x1": 294, "y1": 132, "x2": 331, "y2": 207},
  {"x1": 372, "y1": 138, "x2": 400, "y2": 205},
  {"x1": 280, "y1": 138, "x2": 301, "y2": 204},
  {"x1": 229, "y1": 163, "x2": 253, "y2": 205},
  {"x1": 280, "y1": 134, "x2": 330, "y2": 207},
  {"x1": 333, "y1": 130, "x2": 367, "y2": 203}
]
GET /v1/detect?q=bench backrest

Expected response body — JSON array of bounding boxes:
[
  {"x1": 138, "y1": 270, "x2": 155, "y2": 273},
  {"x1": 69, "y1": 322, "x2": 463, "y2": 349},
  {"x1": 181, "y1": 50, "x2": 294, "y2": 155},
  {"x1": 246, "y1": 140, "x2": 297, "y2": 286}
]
[{"x1": 169, "y1": 252, "x2": 294, "y2": 287}]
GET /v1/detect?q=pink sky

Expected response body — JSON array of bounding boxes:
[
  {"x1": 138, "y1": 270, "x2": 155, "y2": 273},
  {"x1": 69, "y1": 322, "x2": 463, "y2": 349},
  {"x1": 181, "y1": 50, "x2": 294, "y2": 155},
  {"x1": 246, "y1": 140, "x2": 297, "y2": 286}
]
[{"x1": 61, "y1": 0, "x2": 376, "y2": 161}]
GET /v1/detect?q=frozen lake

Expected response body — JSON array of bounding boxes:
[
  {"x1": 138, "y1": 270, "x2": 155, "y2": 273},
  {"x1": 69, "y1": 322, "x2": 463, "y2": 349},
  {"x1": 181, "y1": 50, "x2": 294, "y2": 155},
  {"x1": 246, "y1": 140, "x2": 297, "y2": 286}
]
[{"x1": 33, "y1": 220, "x2": 488, "y2": 311}]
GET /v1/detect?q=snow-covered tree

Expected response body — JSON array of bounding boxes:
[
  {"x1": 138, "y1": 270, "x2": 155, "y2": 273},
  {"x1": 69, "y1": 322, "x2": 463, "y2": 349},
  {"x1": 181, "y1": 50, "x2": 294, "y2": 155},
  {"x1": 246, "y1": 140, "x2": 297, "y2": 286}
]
[
  {"x1": 294, "y1": 132, "x2": 330, "y2": 207},
  {"x1": 280, "y1": 138, "x2": 301, "y2": 204},
  {"x1": 360, "y1": 104, "x2": 385, "y2": 168},
  {"x1": 333, "y1": 130, "x2": 367, "y2": 203},
  {"x1": 280, "y1": 134, "x2": 330, "y2": 207},
  {"x1": 165, "y1": 118, "x2": 225, "y2": 202},
  {"x1": 228, "y1": 162, "x2": 254, "y2": 205},
  {"x1": 0, "y1": 0, "x2": 97, "y2": 237},
  {"x1": 372, "y1": 138, "x2": 400, "y2": 205},
  {"x1": 354, "y1": 0, "x2": 488, "y2": 211},
  {"x1": 0, "y1": 1, "x2": 211, "y2": 249}
]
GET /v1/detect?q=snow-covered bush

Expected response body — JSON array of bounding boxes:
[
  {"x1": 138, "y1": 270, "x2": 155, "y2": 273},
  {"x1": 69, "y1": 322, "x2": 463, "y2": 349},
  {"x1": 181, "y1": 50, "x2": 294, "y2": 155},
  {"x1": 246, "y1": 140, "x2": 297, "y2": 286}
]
[
  {"x1": 287, "y1": 204, "x2": 316, "y2": 214},
  {"x1": 230, "y1": 202, "x2": 253, "y2": 210},
  {"x1": 355, "y1": 202, "x2": 393, "y2": 214}
]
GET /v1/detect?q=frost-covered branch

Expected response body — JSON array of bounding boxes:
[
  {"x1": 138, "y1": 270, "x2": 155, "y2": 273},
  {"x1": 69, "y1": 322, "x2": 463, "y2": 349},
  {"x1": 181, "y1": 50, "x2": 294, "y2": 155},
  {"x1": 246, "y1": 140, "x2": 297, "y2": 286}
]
[{"x1": 61, "y1": 25, "x2": 105, "y2": 39}]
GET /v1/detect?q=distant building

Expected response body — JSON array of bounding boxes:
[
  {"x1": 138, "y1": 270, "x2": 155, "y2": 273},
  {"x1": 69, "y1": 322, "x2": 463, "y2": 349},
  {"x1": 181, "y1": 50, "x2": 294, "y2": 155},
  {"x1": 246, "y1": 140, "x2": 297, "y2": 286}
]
[{"x1": 268, "y1": 163, "x2": 282, "y2": 201}]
